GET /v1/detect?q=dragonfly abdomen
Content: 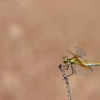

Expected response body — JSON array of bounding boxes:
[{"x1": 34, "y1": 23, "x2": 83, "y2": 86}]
[{"x1": 85, "y1": 63, "x2": 100, "y2": 66}]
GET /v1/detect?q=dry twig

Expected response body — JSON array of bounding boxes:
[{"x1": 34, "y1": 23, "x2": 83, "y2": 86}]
[{"x1": 58, "y1": 64, "x2": 72, "y2": 100}]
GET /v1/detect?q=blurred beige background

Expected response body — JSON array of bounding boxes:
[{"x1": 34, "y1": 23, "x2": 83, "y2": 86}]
[{"x1": 0, "y1": 0, "x2": 100, "y2": 100}]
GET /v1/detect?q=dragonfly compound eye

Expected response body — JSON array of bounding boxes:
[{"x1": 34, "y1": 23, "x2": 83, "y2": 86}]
[{"x1": 62, "y1": 56, "x2": 68, "y2": 63}]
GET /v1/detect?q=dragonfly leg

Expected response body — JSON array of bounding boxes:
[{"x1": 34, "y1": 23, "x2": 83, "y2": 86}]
[
  {"x1": 72, "y1": 65, "x2": 76, "y2": 74},
  {"x1": 66, "y1": 64, "x2": 70, "y2": 70},
  {"x1": 62, "y1": 64, "x2": 70, "y2": 70},
  {"x1": 62, "y1": 64, "x2": 68, "y2": 67},
  {"x1": 67, "y1": 65, "x2": 76, "y2": 77}
]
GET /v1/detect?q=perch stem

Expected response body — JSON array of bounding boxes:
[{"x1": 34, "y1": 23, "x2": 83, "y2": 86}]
[{"x1": 58, "y1": 64, "x2": 72, "y2": 100}]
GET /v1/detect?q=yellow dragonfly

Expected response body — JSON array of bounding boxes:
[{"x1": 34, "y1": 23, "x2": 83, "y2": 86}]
[{"x1": 62, "y1": 47, "x2": 100, "y2": 77}]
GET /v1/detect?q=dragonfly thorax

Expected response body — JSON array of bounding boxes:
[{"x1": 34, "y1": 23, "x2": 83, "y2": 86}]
[{"x1": 70, "y1": 57, "x2": 76, "y2": 64}]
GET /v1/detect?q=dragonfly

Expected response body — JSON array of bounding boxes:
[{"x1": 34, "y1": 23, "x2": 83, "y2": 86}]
[{"x1": 62, "y1": 47, "x2": 100, "y2": 77}]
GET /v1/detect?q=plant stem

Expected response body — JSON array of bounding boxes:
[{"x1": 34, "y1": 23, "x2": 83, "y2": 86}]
[{"x1": 58, "y1": 64, "x2": 72, "y2": 100}]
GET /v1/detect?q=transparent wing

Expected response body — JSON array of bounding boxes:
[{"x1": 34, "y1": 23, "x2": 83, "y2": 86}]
[
  {"x1": 67, "y1": 50, "x2": 76, "y2": 56},
  {"x1": 76, "y1": 47, "x2": 86, "y2": 56},
  {"x1": 72, "y1": 64, "x2": 93, "y2": 76}
]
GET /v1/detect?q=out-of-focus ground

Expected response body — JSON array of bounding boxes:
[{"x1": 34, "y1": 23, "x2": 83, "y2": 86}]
[{"x1": 0, "y1": 0, "x2": 100, "y2": 100}]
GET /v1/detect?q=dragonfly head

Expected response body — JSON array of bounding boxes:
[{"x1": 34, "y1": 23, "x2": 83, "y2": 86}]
[{"x1": 62, "y1": 56, "x2": 68, "y2": 63}]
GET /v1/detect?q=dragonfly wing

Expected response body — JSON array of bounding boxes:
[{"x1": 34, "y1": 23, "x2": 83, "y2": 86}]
[
  {"x1": 67, "y1": 50, "x2": 76, "y2": 56},
  {"x1": 76, "y1": 47, "x2": 86, "y2": 56},
  {"x1": 72, "y1": 64, "x2": 93, "y2": 76}
]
